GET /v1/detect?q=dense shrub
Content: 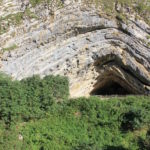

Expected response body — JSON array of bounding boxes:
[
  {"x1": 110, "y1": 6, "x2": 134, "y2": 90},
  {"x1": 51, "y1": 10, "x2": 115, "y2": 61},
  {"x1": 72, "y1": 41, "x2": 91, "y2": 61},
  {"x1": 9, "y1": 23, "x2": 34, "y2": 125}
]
[
  {"x1": 0, "y1": 73, "x2": 150, "y2": 149},
  {"x1": 138, "y1": 129, "x2": 150, "y2": 150},
  {"x1": 103, "y1": 146, "x2": 128, "y2": 150},
  {"x1": 73, "y1": 142, "x2": 96, "y2": 150},
  {"x1": 120, "y1": 108, "x2": 145, "y2": 131},
  {"x1": 0, "y1": 74, "x2": 69, "y2": 126},
  {"x1": 9, "y1": 96, "x2": 148, "y2": 150}
]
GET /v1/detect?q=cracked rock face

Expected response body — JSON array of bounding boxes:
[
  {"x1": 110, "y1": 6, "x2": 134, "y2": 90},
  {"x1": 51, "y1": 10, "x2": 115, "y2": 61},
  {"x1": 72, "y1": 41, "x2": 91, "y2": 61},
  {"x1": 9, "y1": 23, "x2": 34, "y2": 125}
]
[{"x1": 0, "y1": 1, "x2": 150, "y2": 97}]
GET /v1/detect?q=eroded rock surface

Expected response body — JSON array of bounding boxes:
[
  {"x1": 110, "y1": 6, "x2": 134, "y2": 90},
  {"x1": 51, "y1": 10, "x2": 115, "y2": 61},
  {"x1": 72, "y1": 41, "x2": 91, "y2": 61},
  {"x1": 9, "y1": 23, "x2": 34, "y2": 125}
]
[{"x1": 0, "y1": 0, "x2": 150, "y2": 97}]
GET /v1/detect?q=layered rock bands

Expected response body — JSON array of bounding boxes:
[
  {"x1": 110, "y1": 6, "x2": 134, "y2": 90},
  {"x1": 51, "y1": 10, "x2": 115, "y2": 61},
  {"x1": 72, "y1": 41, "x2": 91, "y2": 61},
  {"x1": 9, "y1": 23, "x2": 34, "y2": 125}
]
[{"x1": 0, "y1": 1, "x2": 150, "y2": 97}]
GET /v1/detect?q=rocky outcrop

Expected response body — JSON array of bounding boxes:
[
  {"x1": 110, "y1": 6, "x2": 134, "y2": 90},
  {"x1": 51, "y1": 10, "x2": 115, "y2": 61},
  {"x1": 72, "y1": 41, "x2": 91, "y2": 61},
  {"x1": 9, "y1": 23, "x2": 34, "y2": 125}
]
[{"x1": 0, "y1": 0, "x2": 150, "y2": 97}]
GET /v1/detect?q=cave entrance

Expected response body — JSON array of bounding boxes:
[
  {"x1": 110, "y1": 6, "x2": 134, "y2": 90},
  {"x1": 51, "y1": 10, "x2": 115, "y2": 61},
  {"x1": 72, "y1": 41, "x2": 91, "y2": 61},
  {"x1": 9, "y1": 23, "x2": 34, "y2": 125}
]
[{"x1": 91, "y1": 80, "x2": 133, "y2": 96}]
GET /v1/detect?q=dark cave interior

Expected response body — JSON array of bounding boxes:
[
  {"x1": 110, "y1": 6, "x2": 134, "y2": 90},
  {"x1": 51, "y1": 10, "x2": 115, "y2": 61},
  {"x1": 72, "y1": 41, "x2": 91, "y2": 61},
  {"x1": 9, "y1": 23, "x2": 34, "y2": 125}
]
[{"x1": 91, "y1": 81, "x2": 133, "y2": 95}]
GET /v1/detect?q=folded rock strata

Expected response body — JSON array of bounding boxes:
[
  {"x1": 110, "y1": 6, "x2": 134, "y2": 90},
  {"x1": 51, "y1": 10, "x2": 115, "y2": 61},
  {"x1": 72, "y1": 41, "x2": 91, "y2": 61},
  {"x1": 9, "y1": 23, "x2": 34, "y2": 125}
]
[{"x1": 0, "y1": 1, "x2": 150, "y2": 97}]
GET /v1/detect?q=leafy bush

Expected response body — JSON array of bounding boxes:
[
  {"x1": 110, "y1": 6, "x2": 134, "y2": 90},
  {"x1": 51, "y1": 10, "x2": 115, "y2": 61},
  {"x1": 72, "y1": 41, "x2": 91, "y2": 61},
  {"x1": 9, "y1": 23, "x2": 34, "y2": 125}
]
[
  {"x1": 0, "y1": 74, "x2": 69, "y2": 126},
  {"x1": 120, "y1": 108, "x2": 145, "y2": 131},
  {"x1": 73, "y1": 142, "x2": 96, "y2": 150},
  {"x1": 9, "y1": 96, "x2": 148, "y2": 150},
  {"x1": 103, "y1": 145, "x2": 128, "y2": 150},
  {"x1": 0, "y1": 73, "x2": 150, "y2": 150},
  {"x1": 138, "y1": 129, "x2": 150, "y2": 150}
]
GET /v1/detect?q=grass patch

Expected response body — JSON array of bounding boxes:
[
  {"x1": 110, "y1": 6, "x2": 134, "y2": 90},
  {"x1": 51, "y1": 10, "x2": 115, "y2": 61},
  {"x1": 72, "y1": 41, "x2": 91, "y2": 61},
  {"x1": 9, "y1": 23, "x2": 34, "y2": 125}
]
[
  {"x1": 0, "y1": 12, "x2": 24, "y2": 35},
  {"x1": 0, "y1": 1, "x2": 149, "y2": 35},
  {"x1": 2, "y1": 44, "x2": 18, "y2": 52},
  {"x1": 30, "y1": 0, "x2": 63, "y2": 7},
  {"x1": 0, "y1": 9, "x2": 38, "y2": 35},
  {"x1": 84, "y1": 0, "x2": 150, "y2": 25},
  {"x1": 30, "y1": 0, "x2": 44, "y2": 7},
  {"x1": 24, "y1": 8, "x2": 38, "y2": 19},
  {"x1": 2, "y1": 12, "x2": 24, "y2": 25}
]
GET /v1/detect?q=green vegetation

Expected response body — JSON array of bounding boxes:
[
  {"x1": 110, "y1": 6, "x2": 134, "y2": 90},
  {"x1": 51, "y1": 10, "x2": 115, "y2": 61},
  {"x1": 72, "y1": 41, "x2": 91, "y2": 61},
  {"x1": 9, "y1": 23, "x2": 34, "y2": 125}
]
[
  {"x1": 0, "y1": 10, "x2": 37, "y2": 35},
  {"x1": 0, "y1": 12, "x2": 24, "y2": 35},
  {"x1": 24, "y1": 8, "x2": 38, "y2": 19},
  {"x1": 138, "y1": 129, "x2": 150, "y2": 149},
  {"x1": 0, "y1": 12, "x2": 24, "y2": 25},
  {"x1": 0, "y1": 74, "x2": 69, "y2": 126},
  {"x1": 30, "y1": 0, "x2": 63, "y2": 7},
  {"x1": 30, "y1": 0, "x2": 44, "y2": 7},
  {"x1": 116, "y1": 13, "x2": 127, "y2": 23},
  {"x1": 0, "y1": 0, "x2": 63, "y2": 35},
  {"x1": 0, "y1": 12, "x2": 22, "y2": 35},
  {"x1": 147, "y1": 35, "x2": 150, "y2": 40},
  {"x1": 0, "y1": 1, "x2": 150, "y2": 35},
  {"x1": 0, "y1": 73, "x2": 149, "y2": 150},
  {"x1": 2, "y1": 44, "x2": 18, "y2": 52},
  {"x1": 84, "y1": 0, "x2": 150, "y2": 25}
]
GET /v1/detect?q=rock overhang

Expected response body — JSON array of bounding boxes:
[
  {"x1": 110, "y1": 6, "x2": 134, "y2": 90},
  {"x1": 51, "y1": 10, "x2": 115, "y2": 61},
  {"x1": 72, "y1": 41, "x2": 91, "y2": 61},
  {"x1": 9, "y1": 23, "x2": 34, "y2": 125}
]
[{"x1": 0, "y1": 1, "x2": 150, "y2": 97}]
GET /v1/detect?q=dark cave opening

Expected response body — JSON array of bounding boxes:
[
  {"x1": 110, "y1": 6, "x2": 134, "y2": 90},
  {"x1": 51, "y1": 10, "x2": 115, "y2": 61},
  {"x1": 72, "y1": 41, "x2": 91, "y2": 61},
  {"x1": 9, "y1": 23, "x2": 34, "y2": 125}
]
[{"x1": 91, "y1": 81, "x2": 132, "y2": 95}]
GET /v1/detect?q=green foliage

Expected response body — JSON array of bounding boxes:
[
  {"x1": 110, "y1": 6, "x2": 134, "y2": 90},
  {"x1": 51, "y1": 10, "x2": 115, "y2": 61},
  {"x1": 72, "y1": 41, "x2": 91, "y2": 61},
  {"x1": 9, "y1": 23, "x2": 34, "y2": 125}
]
[
  {"x1": 138, "y1": 129, "x2": 150, "y2": 150},
  {"x1": 2, "y1": 44, "x2": 18, "y2": 52},
  {"x1": 0, "y1": 10, "x2": 37, "y2": 35},
  {"x1": 30, "y1": 0, "x2": 63, "y2": 7},
  {"x1": 2, "y1": 12, "x2": 24, "y2": 25},
  {"x1": 0, "y1": 12, "x2": 24, "y2": 35},
  {"x1": 0, "y1": 73, "x2": 149, "y2": 149},
  {"x1": 121, "y1": 108, "x2": 146, "y2": 131},
  {"x1": 116, "y1": 13, "x2": 127, "y2": 23},
  {"x1": 24, "y1": 8, "x2": 38, "y2": 19},
  {"x1": 0, "y1": 96, "x2": 149, "y2": 150},
  {"x1": 84, "y1": 0, "x2": 150, "y2": 25},
  {"x1": 30, "y1": 0, "x2": 44, "y2": 7},
  {"x1": 135, "y1": 2, "x2": 146, "y2": 14},
  {"x1": 103, "y1": 145, "x2": 128, "y2": 150},
  {"x1": 0, "y1": 74, "x2": 69, "y2": 126}
]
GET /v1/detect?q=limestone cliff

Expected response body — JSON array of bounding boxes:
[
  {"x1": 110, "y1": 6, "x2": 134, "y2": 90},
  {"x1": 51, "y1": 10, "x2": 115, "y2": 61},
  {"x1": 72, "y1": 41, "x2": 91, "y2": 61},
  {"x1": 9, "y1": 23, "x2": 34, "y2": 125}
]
[{"x1": 0, "y1": 0, "x2": 150, "y2": 97}]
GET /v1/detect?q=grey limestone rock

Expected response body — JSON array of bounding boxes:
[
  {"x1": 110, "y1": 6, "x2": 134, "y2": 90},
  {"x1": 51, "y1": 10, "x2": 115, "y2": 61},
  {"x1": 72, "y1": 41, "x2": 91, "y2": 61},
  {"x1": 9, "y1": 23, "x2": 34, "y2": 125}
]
[{"x1": 0, "y1": 0, "x2": 150, "y2": 97}]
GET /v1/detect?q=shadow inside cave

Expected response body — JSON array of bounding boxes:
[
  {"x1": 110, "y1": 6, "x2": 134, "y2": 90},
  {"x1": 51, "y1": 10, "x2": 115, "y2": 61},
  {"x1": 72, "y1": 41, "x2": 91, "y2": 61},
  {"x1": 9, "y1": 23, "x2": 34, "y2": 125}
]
[{"x1": 90, "y1": 80, "x2": 133, "y2": 96}]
